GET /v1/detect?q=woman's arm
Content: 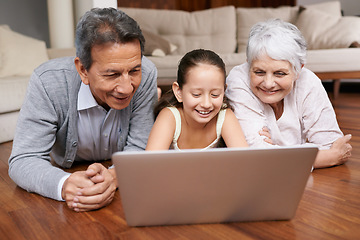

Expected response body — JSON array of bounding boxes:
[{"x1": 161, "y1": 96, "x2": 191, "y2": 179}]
[
  {"x1": 226, "y1": 65, "x2": 272, "y2": 147},
  {"x1": 298, "y1": 70, "x2": 352, "y2": 168},
  {"x1": 221, "y1": 109, "x2": 249, "y2": 148},
  {"x1": 258, "y1": 130, "x2": 352, "y2": 168},
  {"x1": 146, "y1": 108, "x2": 176, "y2": 151},
  {"x1": 313, "y1": 134, "x2": 352, "y2": 168}
]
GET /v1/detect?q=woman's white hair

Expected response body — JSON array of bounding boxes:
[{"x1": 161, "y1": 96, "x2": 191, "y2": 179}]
[{"x1": 246, "y1": 19, "x2": 307, "y2": 75}]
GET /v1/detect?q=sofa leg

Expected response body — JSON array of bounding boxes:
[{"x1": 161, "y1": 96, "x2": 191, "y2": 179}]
[{"x1": 333, "y1": 79, "x2": 341, "y2": 99}]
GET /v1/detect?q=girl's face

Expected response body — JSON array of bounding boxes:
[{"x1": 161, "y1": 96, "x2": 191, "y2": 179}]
[
  {"x1": 173, "y1": 63, "x2": 225, "y2": 126},
  {"x1": 249, "y1": 54, "x2": 298, "y2": 109}
]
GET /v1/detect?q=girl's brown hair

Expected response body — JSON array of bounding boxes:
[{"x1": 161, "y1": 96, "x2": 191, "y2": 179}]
[{"x1": 154, "y1": 49, "x2": 232, "y2": 117}]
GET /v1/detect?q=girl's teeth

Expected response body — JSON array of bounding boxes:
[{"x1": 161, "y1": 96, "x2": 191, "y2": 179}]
[{"x1": 199, "y1": 110, "x2": 210, "y2": 114}]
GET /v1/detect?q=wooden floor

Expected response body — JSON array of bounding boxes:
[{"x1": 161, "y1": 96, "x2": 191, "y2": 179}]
[{"x1": 1, "y1": 83, "x2": 360, "y2": 239}]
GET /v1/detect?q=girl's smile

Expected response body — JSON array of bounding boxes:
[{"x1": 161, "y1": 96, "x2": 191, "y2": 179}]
[{"x1": 173, "y1": 63, "x2": 225, "y2": 127}]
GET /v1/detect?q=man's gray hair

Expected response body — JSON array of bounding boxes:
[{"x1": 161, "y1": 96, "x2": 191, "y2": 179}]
[{"x1": 75, "y1": 8, "x2": 145, "y2": 70}]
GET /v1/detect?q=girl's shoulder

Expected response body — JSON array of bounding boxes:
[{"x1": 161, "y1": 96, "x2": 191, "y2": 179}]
[
  {"x1": 223, "y1": 107, "x2": 236, "y2": 119},
  {"x1": 159, "y1": 106, "x2": 176, "y2": 115},
  {"x1": 158, "y1": 106, "x2": 180, "y2": 121},
  {"x1": 164, "y1": 106, "x2": 180, "y2": 115}
]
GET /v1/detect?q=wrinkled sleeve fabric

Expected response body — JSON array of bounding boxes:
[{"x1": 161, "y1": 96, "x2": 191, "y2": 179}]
[
  {"x1": 123, "y1": 56, "x2": 158, "y2": 152},
  {"x1": 8, "y1": 63, "x2": 74, "y2": 201},
  {"x1": 8, "y1": 56, "x2": 158, "y2": 201},
  {"x1": 226, "y1": 63, "x2": 343, "y2": 149},
  {"x1": 295, "y1": 69, "x2": 343, "y2": 150},
  {"x1": 226, "y1": 63, "x2": 272, "y2": 147}
]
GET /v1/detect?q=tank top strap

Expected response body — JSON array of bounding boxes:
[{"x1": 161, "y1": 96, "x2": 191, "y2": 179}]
[
  {"x1": 216, "y1": 108, "x2": 227, "y2": 139},
  {"x1": 167, "y1": 107, "x2": 181, "y2": 143}
]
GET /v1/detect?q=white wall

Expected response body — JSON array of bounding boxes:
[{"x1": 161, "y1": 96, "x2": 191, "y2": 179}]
[
  {"x1": 74, "y1": 0, "x2": 118, "y2": 24},
  {"x1": 297, "y1": 0, "x2": 360, "y2": 16},
  {"x1": 47, "y1": 0, "x2": 74, "y2": 48},
  {"x1": 0, "y1": 0, "x2": 118, "y2": 48},
  {"x1": 0, "y1": 0, "x2": 50, "y2": 47},
  {"x1": 46, "y1": 0, "x2": 118, "y2": 48}
]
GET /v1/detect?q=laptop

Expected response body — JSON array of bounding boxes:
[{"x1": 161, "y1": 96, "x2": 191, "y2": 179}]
[{"x1": 112, "y1": 145, "x2": 318, "y2": 227}]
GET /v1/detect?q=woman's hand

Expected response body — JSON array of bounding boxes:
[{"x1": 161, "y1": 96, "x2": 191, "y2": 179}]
[
  {"x1": 259, "y1": 127, "x2": 274, "y2": 145},
  {"x1": 314, "y1": 134, "x2": 352, "y2": 169},
  {"x1": 330, "y1": 134, "x2": 352, "y2": 165}
]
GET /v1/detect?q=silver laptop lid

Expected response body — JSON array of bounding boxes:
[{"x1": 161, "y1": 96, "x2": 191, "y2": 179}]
[{"x1": 113, "y1": 145, "x2": 317, "y2": 226}]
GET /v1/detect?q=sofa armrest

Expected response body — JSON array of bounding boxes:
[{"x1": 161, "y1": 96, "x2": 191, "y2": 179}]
[{"x1": 47, "y1": 48, "x2": 76, "y2": 59}]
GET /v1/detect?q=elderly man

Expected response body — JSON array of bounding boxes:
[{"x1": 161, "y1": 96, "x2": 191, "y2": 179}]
[{"x1": 8, "y1": 8, "x2": 158, "y2": 212}]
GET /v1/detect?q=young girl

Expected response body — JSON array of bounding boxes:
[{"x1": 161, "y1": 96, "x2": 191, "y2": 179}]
[{"x1": 146, "y1": 49, "x2": 248, "y2": 150}]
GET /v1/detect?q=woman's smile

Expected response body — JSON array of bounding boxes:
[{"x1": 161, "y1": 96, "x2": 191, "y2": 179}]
[{"x1": 258, "y1": 87, "x2": 281, "y2": 95}]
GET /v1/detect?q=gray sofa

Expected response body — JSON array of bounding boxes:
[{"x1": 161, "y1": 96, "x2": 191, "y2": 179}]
[{"x1": 120, "y1": 1, "x2": 360, "y2": 96}]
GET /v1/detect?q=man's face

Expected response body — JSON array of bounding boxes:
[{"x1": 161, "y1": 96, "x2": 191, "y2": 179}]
[{"x1": 76, "y1": 40, "x2": 142, "y2": 110}]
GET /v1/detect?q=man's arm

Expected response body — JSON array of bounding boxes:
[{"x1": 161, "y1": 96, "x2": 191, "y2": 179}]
[
  {"x1": 62, "y1": 57, "x2": 158, "y2": 211},
  {"x1": 8, "y1": 70, "x2": 70, "y2": 200},
  {"x1": 124, "y1": 56, "x2": 158, "y2": 151}
]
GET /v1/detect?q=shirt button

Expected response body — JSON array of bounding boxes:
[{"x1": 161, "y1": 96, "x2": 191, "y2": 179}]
[
  {"x1": 72, "y1": 141, "x2": 78, "y2": 147},
  {"x1": 67, "y1": 159, "x2": 72, "y2": 163},
  {"x1": 104, "y1": 134, "x2": 108, "y2": 137}
]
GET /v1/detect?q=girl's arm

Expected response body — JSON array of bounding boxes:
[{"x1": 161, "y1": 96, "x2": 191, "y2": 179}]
[
  {"x1": 221, "y1": 109, "x2": 249, "y2": 148},
  {"x1": 146, "y1": 108, "x2": 176, "y2": 151}
]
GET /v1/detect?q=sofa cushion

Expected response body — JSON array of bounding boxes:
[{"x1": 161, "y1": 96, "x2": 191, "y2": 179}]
[
  {"x1": 120, "y1": 6, "x2": 237, "y2": 55},
  {"x1": 306, "y1": 48, "x2": 360, "y2": 73},
  {"x1": 236, "y1": 6, "x2": 299, "y2": 52},
  {"x1": 0, "y1": 25, "x2": 49, "y2": 78},
  {"x1": 235, "y1": 1, "x2": 342, "y2": 53},
  {"x1": 304, "y1": 0, "x2": 342, "y2": 17},
  {"x1": 0, "y1": 75, "x2": 29, "y2": 113},
  {"x1": 296, "y1": 8, "x2": 360, "y2": 50},
  {"x1": 0, "y1": 111, "x2": 19, "y2": 143},
  {"x1": 350, "y1": 42, "x2": 360, "y2": 48},
  {"x1": 0, "y1": 24, "x2": 11, "y2": 31},
  {"x1": 148, "y1": 52, "x2": 247, "y2": 86},
  {"x1": 142, "y1": 29, "x2": 177, "y2": 57},
  {"x1": 47, "y1": 47, "x2": 76, "y2": 59}
]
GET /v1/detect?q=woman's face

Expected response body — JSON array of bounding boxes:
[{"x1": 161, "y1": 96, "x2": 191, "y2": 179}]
[{"x1": 249, "y1": 54, "x2": 297, "y2": 108}]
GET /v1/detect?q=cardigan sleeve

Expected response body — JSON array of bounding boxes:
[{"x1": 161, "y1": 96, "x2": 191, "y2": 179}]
[
  {"x1": 123, "y1": 56, "x2": 158, "y2": 151},
  {"x1": 8, "y1": 66, "x2": 72, "y2": 201}
]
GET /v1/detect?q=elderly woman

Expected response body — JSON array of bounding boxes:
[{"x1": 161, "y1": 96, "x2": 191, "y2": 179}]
[{"x1": 226, "y1": 19, "x2": 352, "y2": 169}]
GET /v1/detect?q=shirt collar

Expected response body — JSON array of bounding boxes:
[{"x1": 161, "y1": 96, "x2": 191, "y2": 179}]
[{"x1": 77, "y1": 82, "x2": 99, "y2": 110}]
